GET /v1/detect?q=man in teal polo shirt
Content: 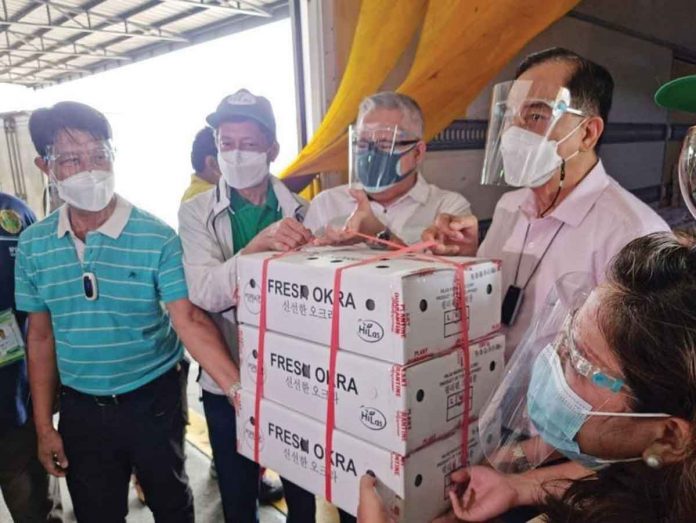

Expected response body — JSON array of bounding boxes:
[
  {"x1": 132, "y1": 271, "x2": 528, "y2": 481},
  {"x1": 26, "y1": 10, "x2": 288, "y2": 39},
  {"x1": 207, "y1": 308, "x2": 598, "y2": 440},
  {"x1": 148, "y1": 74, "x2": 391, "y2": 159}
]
[
  {"x1": 178, "y1": 89, "x2": 315, "y2": 523},
  {"x1": 15, "y1": 101, "x2": 243, "y2": 523}
]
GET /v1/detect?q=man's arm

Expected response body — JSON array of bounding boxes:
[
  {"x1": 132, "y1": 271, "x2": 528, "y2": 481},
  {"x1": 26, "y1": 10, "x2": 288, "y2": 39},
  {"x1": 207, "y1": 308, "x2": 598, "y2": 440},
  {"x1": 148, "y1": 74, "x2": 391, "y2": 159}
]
[
  {"x1": 167, "y1": 299, "x2": 240, "y2": 396},
  {"x1": 26, "y1": 311, "x2": 68, "y2": 477},
  {"x1": 178, "y1": 199, "x2": 312, "y2": 312},
  {"x1": 178, "y1": 198, "x2": 240, "y2": 313}
]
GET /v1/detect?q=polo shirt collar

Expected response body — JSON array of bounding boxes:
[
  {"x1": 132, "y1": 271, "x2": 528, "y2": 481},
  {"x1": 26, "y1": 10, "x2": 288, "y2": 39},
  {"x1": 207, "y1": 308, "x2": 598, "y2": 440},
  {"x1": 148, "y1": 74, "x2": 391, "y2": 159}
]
[
  {"x1": 519, "y1": 160, "x2": 610, "y2": 227},
  {"x1": 57, "y1": 195, "x2": 132, "y2": 240}
]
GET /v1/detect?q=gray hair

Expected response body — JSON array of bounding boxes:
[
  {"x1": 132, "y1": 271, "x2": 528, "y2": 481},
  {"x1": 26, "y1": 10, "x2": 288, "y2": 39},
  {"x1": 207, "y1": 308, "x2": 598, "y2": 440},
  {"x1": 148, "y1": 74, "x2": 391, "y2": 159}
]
[{"x1": 357, "y1": 92, "x2": 424, "y2": 138}]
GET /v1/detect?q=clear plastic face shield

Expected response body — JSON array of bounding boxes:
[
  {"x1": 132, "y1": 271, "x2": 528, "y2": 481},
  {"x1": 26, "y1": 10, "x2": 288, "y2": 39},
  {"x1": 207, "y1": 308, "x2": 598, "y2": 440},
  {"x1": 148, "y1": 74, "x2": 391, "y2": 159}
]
[
  {"x1": 481, "y1": 80, "x2": 585, "y2": 188},
  {"x1": 45, "y1": 139, "x2": 115, "y2": 181},
  {"x1": 477, "y1": 272, "x2": 670, "y2": 473},
  {"x1": 45, "y1": 139, "x2": 116, "y2": 212},
  {"x1": 678, "y1": 126, "x2": 696, "y2": 219},
  {"x1": 349, "y1": 124, "x2": 420, "y2": 193}
]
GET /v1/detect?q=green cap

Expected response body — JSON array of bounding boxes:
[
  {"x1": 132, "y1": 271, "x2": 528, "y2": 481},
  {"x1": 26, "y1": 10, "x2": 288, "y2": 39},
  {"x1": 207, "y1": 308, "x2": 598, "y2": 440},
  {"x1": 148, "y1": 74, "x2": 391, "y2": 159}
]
[
  {"x1": 655, "y1": 75, "x2": 696, "y2": 113},
  {"x1": 206, "y1": 88, "x2": 276, "y2": 139}
]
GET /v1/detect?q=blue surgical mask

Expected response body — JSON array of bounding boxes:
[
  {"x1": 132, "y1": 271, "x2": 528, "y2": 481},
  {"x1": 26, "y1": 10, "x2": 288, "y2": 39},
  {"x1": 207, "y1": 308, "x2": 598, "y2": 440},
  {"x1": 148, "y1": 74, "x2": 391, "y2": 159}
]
[
  {"x1": 527, "y1": 344, "x2": 666, "y2": 470},
  {"x1": 356, "y1": 144, "x2": 417, "y2": 193}
]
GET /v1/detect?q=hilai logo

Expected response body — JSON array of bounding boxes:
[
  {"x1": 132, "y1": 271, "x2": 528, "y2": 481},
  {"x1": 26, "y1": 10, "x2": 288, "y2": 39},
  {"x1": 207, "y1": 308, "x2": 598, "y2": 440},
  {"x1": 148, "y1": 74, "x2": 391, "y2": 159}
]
[
  {"x1": 243, "y1": 280, "x2": 261, "y2": 314},
  {"x1": 360, "y1": 406, "x2": 387, "y2": 431},
  {"x1": 357, "y1": 319, "x2": 384, "y2": 343}
]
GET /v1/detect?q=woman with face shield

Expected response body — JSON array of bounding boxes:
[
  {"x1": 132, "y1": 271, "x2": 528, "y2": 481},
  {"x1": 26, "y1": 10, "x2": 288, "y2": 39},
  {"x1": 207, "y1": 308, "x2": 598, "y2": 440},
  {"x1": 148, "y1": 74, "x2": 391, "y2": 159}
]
[{"x1": 358, "y1": 232, "x2": 696, "y2": 523}]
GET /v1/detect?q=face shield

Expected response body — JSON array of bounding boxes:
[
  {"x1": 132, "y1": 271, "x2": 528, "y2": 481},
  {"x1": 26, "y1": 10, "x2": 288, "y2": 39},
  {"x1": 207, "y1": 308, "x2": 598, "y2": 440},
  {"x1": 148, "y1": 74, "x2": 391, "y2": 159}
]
[
  {"x1": 349, "y1": 124, "x2": 420, "y2": 193},
  {"x1": 481, "y1": 80, "x2": 585, "y2": 188},
  {"x1": 45, "y1": 140, "x2": 116, "y2": 212},
  {"x1": 478, "y1": 272, "x2": 594, "y2": 472},
  {"x1": 678, "y1": 126, "x2": 696, "y2": 219},
  {"x1": 479, "y1": 272, "x2": 670, "y2": 472}
]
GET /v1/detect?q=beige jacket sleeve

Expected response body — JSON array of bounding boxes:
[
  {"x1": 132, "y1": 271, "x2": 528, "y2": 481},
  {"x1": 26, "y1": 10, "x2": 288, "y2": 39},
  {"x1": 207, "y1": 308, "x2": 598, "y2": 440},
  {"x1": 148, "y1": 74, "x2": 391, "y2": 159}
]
[{"x1": 178, "y1": 195, "x2": 238, "y2": 313}]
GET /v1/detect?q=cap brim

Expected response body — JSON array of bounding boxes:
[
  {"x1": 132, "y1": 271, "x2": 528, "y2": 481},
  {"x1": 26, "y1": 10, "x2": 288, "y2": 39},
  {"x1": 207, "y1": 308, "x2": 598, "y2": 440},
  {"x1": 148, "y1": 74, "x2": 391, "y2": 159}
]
[
  {"x1": 655, "y1": 75, "x2": 696, "y2": 113},
  {"x1": 205, "y1": 112, "x2": 221, "y2": 128},
  {"x1": 205, "y1": 107, "x2": 274, "y2": 138}
]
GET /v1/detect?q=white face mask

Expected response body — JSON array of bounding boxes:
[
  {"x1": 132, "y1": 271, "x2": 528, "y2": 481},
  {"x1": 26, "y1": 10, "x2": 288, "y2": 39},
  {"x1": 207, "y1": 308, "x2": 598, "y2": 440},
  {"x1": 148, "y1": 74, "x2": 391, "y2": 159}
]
[
  {"x1": 500, "y1": 122, "x2": 584, "y2": 188},
  {"x1": 54, "y1": 170, "x2": 115, "y2": 212},
  {"x1": 218, "y1": 150, "x2": 269, "y2": 189}
]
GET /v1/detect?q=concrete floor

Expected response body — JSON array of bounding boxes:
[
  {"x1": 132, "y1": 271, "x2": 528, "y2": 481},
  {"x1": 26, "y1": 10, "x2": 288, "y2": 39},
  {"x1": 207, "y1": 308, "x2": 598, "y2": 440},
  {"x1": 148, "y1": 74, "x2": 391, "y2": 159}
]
[{"x1": 0, "y1": 361, "x2": 340, "y2": 522}]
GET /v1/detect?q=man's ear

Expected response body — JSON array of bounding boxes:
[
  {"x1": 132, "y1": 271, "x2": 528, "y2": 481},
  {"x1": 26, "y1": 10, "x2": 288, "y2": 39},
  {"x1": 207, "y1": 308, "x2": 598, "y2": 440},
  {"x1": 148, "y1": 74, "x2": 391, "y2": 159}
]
[
  {"x1": 34, "y1": 156, "x2": 50, "y2": 176},
  {"x1": 581, "y1": 116, "x2": 604, "y2": 152},
  {"x1": 267, "y1": 141, "x2": 280, "y2": 163},
  {"x1": 413, "y1": 140, "x2": 427, "y2": 165},
  {"x1": 642, "y1": 416, "x2": 693, "y2": 466},
  {"x1": 205, "y1": 155, "x2": 220, "y2": 175}
]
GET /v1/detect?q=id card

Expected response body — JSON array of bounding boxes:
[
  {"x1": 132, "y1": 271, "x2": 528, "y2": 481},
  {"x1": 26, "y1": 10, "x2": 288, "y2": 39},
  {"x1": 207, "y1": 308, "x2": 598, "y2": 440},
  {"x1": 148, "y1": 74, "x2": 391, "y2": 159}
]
[{"x1": 0, "y1": 309, "x2": 26, "y2": 368}]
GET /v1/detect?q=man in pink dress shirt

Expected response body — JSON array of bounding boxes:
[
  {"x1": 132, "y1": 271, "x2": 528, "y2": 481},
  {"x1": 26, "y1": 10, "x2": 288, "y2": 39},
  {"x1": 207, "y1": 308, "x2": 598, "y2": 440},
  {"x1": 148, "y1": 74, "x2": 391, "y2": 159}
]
[{"x1": 424, "y1": 47, "x2": 670, "y2": 360}]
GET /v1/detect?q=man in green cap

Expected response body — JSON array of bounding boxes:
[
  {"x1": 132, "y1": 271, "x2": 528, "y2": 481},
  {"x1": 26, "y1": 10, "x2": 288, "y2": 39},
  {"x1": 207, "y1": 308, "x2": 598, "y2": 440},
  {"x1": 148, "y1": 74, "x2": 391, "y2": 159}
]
[{"x1": 178, "y1": 88, "x2": 315, "y2": 523}]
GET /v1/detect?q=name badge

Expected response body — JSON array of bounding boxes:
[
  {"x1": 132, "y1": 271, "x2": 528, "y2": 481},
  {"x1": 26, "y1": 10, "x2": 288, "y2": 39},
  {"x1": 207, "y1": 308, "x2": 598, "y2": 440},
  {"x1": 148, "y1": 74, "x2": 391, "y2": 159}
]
[{"x1": 0, "y1": 309, "x2": 26, "y2": 368}]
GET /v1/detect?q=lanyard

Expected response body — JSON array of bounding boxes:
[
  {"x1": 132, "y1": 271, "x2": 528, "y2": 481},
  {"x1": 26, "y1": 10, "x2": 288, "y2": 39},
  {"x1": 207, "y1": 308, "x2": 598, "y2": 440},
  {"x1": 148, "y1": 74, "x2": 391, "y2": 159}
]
[{"x1": 512, "y1": 221, "x2": 565, "y2": 290}]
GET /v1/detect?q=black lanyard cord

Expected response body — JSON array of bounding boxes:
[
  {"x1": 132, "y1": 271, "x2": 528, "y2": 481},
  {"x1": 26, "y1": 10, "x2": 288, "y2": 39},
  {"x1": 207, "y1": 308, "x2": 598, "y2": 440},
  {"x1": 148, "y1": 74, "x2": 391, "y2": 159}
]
[{"x1": 512, "y1": 221, "x2": 565, "y2": 290}]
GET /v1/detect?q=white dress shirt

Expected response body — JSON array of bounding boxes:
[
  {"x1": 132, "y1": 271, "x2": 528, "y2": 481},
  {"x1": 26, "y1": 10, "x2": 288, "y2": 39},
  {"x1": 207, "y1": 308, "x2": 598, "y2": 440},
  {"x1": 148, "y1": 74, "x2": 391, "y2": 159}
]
[{"x1": 304, "y1": 174, "x2": 472, "y2": 244}]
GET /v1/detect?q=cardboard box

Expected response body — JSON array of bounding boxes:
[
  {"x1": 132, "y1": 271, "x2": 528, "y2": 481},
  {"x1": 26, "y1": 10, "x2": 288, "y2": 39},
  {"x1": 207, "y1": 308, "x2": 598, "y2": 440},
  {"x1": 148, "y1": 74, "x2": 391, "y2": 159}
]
[
  {"x1": 240, "y1": 324, "x2": 504, "y2": 454},
  {"x1": 237, "y1": 247, "x2": 502, "y2": 364},
  {"x1": 236, "y1": 390, "x2": 499, "y2": 522}
]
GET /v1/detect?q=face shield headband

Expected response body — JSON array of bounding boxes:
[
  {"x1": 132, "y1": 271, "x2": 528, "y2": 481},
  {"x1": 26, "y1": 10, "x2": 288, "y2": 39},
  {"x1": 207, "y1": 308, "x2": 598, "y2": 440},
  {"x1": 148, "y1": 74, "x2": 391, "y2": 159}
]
[{"x1": 481, "y1": 80, "x2": 585, "y2": 188}]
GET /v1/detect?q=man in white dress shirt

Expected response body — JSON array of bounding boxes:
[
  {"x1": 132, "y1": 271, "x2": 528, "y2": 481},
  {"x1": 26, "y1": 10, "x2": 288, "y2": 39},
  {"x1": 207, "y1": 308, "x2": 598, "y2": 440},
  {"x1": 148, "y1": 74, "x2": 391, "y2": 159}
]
[{"x1": 304, "y1": 92, "x2": 471, "y2": 245}]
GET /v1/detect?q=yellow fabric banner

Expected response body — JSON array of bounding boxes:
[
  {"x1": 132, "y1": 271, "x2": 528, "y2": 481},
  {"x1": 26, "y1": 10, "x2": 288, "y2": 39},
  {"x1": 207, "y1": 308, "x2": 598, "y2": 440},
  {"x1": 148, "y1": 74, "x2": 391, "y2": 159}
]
[
  {"x1": 279, "y1": 0, "x2": 427, "y2": 180},
  {"x1": 281, "y1": 0, "x2": 579, "y2": 184},
  {"x1": 399, "y1": 0, "x2": 581, "y2": 140}
]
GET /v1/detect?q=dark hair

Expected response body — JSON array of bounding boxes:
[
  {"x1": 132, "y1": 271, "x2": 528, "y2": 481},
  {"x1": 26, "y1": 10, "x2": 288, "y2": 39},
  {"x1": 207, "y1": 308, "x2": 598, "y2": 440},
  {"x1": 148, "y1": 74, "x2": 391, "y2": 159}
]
[
  {"x1": 515, "y1": 47, "x2": 614, "y2": 125},
  {"x1": 543, "y1": 232, "x2": 696, "y2": 523},
  {"x1": 28, "y1": 101, "x2": 112, "y2": 158},
  {"x1": 190, "y1": 127, "x2": 217, "y2": 173}
]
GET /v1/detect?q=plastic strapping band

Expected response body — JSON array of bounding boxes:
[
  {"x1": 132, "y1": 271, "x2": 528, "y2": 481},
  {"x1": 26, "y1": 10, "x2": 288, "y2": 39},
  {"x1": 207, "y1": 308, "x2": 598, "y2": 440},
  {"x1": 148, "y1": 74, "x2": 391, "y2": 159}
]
[
  {"x1": 253, "y1": 233, "x2": 473, "y2": 500},
  {"x1": 349, "y1": 233, "x2": 473, "y2": 467},
  {"x1": 324, "y1": 239, "x2": 436, "y2": 500},
  {"x1": 254, "y1": 250, "x2": 297, "y2": 463}
]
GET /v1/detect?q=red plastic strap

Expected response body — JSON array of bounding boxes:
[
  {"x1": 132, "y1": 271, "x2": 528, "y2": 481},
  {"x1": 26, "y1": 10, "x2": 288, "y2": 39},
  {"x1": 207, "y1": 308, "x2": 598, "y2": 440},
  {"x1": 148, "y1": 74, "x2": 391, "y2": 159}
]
[
  {"x1": 254, "y1": 251, "x2": 295, "y2": 463},
  {"x1": 324, "y1": 240, "x2": 436, "y2": 501},
  {"x1": 349, "y1": 231, "x2": 473, "y2": 465},
  {"x1": 409, "y1": 252, "x2": 472, "y2": 468},
  {"x1": 252, "y1": 236, "x2": 473, "y2": 498}
]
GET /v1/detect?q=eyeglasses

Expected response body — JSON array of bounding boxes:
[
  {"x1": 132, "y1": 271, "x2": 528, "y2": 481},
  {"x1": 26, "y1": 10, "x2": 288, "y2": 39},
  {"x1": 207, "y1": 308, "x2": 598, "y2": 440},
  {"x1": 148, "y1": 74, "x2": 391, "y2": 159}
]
[
  {"x1": 353, "y1": 138, "x2": 420, "y2": 153},
  {"x1": 47, "y1": 144, "x2": 114, "y2": 174},
  {"x1": 554, "y1": 310, "x2": 626, "y2": 393}
]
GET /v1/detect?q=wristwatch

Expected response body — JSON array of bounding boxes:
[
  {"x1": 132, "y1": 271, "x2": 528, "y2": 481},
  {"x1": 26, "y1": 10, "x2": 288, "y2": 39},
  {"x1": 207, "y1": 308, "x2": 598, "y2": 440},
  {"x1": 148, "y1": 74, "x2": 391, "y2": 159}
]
[
  {"x1": 368, "y1": 228, "x2": 392, "y2": 250},
  {"x1": 226, "y1": 382, "x2": 243, "y2": 405},
  {"x1": 376, "y1": 228, "x2": 392, "y2": 242}
]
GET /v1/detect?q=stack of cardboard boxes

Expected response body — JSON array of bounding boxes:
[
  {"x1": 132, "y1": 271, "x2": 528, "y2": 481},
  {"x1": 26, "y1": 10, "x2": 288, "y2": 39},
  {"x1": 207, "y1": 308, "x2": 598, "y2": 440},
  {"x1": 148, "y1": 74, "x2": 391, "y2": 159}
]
[{"x1": 235, "y1": 247, "x2": 504, "y2": 522}]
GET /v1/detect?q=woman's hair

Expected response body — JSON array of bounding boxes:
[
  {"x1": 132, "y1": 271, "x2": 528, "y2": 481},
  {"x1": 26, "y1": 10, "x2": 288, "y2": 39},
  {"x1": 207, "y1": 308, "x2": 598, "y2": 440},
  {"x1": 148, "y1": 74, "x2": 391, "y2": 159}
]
[{"x1": 543, "y1": 232, "x2": 696, "y2": 522}]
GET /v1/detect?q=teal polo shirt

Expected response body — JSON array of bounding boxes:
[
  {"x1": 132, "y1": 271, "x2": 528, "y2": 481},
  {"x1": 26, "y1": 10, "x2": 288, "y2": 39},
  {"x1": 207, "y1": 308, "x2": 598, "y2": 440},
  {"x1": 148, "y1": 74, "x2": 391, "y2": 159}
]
[{"x1": 14, "y1": 196, "x2": 188, "y2": 395}]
